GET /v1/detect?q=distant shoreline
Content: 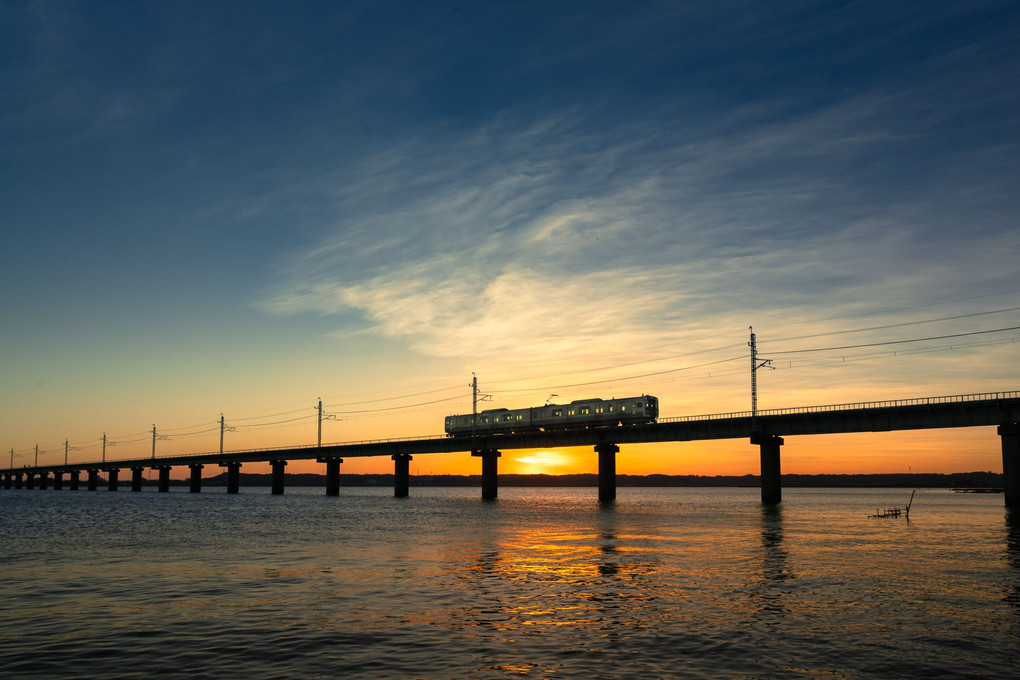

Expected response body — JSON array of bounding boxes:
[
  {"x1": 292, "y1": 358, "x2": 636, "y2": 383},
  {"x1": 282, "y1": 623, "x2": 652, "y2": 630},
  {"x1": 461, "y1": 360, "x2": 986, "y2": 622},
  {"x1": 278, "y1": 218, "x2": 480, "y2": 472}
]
[{"x1": 143, "y1": 471, "x2": 1004, "y2": 489}]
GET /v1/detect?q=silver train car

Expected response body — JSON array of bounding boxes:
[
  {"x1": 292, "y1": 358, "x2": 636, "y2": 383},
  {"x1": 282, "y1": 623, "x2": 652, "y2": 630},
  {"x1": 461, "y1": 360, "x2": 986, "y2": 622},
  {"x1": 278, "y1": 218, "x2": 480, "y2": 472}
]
[{"x1": 445, "y1": 395, "x2": 659, "y2": 436}]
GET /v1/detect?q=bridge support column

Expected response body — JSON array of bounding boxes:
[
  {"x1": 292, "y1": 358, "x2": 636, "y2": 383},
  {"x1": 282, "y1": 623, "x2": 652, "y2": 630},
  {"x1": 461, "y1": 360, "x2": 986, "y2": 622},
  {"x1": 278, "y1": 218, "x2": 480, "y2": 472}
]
[
  {"x1": 107, "y1": 468, "x2": 119, "y2": 491},
  {"x1": 2, "y1": 473, "x2": 9, "y2": 489},
  {"x1": 220, "y1": 462, "x2": 241, "y2": 494},
  {"x1": 393, "y1": 454, "x2": 412, "y2": 497},
  {"x1": 26, "y1": 472, "x2": 35, "y2": 489},
  {"x1": 70, "y1": 470, "x2": 80, "y2": 490},
  {"x1": 271, "y1": 460, "x2": 286, "y2": 495},
  {"x1": 472, "y1": 449, "x2": 501, "y2": 500},
  {"x1": 753, "y1": 433, "x2": 784, "y2": 504},
  {"x1": 156, "y1": 466, "x2": 171, "y2": 492},
  {"x1": 1000, "y1": 423, "x2": 1020, "y2": 508},
  {"x1": 39, "y1": 472, "x2": 49, "y2": 490},
  {"x1": 595, "y1": 443, "x2": 619, "y2": 502},
  {"x1": 189, "y1": 464, "x2": 203, "y2": 493},
  {"x1": 87, "y1": 469, "x2": 98, "y2": 491},
  {"x1": 131, "y1": 467, "x2": 145, "y2": 492},
  {"x1": 318, "y1": 457, "x2": 342, "y2": 496},
  {"x1": 53, "y1": 471, "x2": 63, "y2": 490},
  {"x1": 15, "y1": 472, "x2": 24, "y2": 489}
]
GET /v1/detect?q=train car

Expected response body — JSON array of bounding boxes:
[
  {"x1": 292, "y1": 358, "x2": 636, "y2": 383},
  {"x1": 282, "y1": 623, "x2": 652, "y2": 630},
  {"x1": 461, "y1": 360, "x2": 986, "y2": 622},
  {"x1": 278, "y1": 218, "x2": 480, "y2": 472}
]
[{"x1": 444, "y1": 395, "x2": 659, "y2": 436}]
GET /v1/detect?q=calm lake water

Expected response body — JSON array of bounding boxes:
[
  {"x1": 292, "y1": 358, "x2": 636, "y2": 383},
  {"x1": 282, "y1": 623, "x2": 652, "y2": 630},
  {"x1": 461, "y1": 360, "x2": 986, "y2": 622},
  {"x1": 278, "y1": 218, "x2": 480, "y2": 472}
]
[{"x1": 1, "y1": 485, "x2": 1018, "y2": 679}]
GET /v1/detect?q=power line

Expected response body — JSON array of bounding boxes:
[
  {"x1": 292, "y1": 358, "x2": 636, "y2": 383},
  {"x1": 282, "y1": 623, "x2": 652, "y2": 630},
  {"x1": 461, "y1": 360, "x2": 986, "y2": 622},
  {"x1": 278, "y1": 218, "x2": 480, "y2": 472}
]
[
  {"x1": 491, "y1": 355, "x2": 747, "y2": 394},
  {"x1": 768, "y1": 306, "x2": 1020, "y2": 344},
  {"x1": 331, "y1": 394, "x2": 469, "y2": 415},
  {"x1": 769, "y1": 326, "x2": 1020, "y2": 355}
]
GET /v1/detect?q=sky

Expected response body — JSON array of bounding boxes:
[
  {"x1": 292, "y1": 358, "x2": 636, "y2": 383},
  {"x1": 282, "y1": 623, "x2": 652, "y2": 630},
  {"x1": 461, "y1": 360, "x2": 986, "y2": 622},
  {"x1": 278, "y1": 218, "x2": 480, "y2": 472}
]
[{"x1": 2, "y1": 0, "x2": 1019, "y2": 478}]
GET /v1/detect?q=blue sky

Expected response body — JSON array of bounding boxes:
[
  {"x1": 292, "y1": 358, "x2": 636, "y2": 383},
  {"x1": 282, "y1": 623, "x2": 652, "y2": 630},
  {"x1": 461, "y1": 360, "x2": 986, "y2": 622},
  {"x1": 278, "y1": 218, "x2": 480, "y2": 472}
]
[{"x1": 2, "y1": 1, "x2": 1019, "y2": 470}]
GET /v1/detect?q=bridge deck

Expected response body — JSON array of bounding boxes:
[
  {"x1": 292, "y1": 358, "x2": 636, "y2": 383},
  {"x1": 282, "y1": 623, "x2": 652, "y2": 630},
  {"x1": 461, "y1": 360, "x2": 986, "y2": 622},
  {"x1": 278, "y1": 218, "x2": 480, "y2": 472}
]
[{"x1": 5, "y1": 391, "x2": 1019, "y2": 474}]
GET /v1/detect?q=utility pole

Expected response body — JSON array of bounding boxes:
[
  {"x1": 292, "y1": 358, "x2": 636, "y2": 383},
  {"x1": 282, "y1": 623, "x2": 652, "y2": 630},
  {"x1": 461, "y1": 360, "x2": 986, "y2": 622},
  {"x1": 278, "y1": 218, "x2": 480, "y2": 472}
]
[
  {"x1": 65, "y1": 439, "x2": 69, "y2": 465},
  {"x1": 220, "y1": 414, "x2": 225, "y2": 456},
  {"x1": 471, "y1": 373, "x2": 478, "y2": 445},
  {"x1": 9, "y1": 448, "x2": 13, "y2": 468},
  {"x1": 151, "y1": 425, "x2": 157, "y2": 459},
  {"x1": 749, "y1": 326, "x2": 773, "y2": 434},
  {"x1": 35, "y1": 444, "x2": 39, "y2": 467},
  {"x1": 317, "y1": 398, "x2": 323, "y2": 448},
  {"x1": 102, "y1": 433, "x2": 107, "y2": 463}
]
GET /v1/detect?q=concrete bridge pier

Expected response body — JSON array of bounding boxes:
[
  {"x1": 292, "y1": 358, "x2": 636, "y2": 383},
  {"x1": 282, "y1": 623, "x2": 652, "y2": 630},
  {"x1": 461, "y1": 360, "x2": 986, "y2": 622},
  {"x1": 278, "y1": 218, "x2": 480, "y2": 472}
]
[
  {"x1": 3, "y1": 473, "x2": 10, "y2": 489},
  {"x1": 1001, "y1": 423, "x2": 1020, "y2": 508},
  {"x1": 87, "y1": 469, "x2": 99, "y2": 491},
  {"x1": 271, "y1": 460, "x2": 286, "y2": 495},
  {"x1": 595, "y1": 443, "x2": 619, "y2": 502},
  {"x1": 472, "y1": 449, "x2": 501, "y2": 500},
  {"x1": 156, "y1": 466, "x2": 172, "y2": 492},
  {"x1": 107, "y1": 468, "x2": 120, "y2": 491},
  {"x1": 39, "y1": 472, "x2": 49, "y2": 490},
  {"x1": 26, "y1": 472, "x2": 35, "y2": 489},
  {"x1": 53, "y1": 471, "x2": 63, "y2": 490},
  {"x1": 318, "y1": 457, "x2": 342, "y2": 496},
  {"x1": 220, "y1": 462, "x2": 241, "y2": 494},
  {"x1": 69, "y1": 470, "x2": 80, "y2": 490},
  {"x1": 393, "y1": 454, "x2": 412, "y2": 497},
  {"x1": 189, "y1": 464, "x2": 203, "y2": 493},
  {"x1": 15, "y1": 472, "x2": 23, "y2": 489},
  {"x1": 752, "y1": 433, "x2": 784, "y2": 504},
  {"x1": 131, "y1": 467, "x2": 145, "y2": 492}
]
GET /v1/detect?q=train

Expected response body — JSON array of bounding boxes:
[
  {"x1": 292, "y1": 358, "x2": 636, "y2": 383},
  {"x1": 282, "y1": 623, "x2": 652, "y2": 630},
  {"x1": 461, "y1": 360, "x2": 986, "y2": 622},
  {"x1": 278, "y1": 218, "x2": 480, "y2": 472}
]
[{"x1": 444, "y1": 395, "x2": 659, "y2": 436}]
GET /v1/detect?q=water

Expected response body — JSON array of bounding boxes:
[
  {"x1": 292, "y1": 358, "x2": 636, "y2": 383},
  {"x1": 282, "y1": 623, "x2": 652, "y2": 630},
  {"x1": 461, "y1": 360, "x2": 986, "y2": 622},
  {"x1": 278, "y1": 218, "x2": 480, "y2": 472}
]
[{"x1": 1, "y1": 486, "x2": 1018, "y2": 679}]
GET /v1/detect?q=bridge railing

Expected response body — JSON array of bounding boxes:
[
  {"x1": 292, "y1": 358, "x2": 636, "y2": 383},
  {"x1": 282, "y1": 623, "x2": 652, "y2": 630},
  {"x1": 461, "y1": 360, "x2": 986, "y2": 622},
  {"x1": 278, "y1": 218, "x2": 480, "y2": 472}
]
[{"x1": 657, "y1": 390, "x2": 1020, "y2": 424}]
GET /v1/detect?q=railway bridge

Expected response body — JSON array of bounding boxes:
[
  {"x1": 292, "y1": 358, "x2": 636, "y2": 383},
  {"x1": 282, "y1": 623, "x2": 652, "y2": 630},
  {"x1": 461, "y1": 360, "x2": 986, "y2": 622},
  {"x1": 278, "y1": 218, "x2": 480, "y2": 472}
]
[{"x1": 4, "y1": 391, "x2": 1020, "y2": 506}]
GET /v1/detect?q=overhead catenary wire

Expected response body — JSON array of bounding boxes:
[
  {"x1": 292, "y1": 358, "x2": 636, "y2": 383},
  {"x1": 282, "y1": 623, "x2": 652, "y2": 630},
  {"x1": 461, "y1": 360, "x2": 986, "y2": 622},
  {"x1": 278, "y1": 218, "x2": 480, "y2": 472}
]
[
  {"x1": 767, "y1": 325, "x2": 1020, "y2": 355},
  {"x1": 767, "y1": 306, "x2": 1020, "y2": 344}
]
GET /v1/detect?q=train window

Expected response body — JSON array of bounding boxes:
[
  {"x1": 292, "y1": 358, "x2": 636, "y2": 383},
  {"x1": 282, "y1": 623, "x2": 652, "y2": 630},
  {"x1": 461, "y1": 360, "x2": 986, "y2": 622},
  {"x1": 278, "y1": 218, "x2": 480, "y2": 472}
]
[
  {"x1": 568, "y1": 409, "x2": 576, "y2": 416},
  {"x1": 595, "y1": 407, "x2": 603, "y2": 414},
  {"x1": 621, "y1": 405, "x2": 627, "y2": 411},
  {"x1": 481, "y1": 416, "x2": 489, "y2": 424},
  {"x1": 516, "y1": 414, "x2": 523, "y2": 420},
  {"x1": 608, "y1": 405, "x2": 614, "y2": 412},
  {"x1": 552, "y1": 409, "x2": 563, "y2": 417},
  {"x1": 633, "y1": 402, "x2": 642, "y2": 409},
  {"x1": 579, "y1": 407, "x2": 590, "y2": 415}
]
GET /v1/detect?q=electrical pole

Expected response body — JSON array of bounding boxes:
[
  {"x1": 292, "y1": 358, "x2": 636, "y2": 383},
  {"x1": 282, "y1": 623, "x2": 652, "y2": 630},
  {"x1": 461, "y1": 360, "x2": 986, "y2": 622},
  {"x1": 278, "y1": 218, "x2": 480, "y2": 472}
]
[
  {"x1": 471, "y1": 373, "x2": 478, "y2": 445},
  {"x1": 35, "y1": 444, "x2": 39, "y2": 467},
  {"x1": 9, "y1": 448, "x2": 13, "y2": 468},
  {"x1": 65, "y1": 439, "x2": 69, "y2": 465},
  {"x1": 317, "y1": 398, "x2": 323, "y2": 448},
  {"x1": 151, "y1": 425, "x2": 157, "y2": 459},
  {"x1": 220, "y1": 414, "x2": 225, "y2": 456},
  {"x1": 749, "y1": 326, "x2": 773, "y2": 434},
  {"x1": 102, "y1": 433, "x2": 107, "y2": 463}
]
